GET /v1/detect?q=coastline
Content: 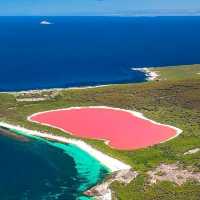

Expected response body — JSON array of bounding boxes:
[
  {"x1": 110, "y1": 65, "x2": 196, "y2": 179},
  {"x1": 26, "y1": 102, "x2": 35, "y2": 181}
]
[
  {"x1": 0, "y1": 126, "x2": 30, "y2": 142},
  {"x1": 2, "y1": 64, "x2": 198, "y2": 95},
  {"x1": 0, "y1": 121, "x2": 133, "y2": 200},
  {"x1": 0, "y1": 67, "x2": 157, "y2": 94},
  {"x1": 131, "y1": 67, "x2": 159, "y2": 81},
  {"x1": 0, "y1": 122, "x2": 131, "y2": 172},
  {"x1": 0, "y1": 84, "x2": 111, "y2": 95}
]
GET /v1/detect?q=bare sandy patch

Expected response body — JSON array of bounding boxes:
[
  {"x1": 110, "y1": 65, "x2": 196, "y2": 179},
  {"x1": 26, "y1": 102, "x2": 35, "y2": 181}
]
[
  {"x1": 148, "y1": 163, "x2": 200, "y2": 185},
  {"x1": 184, "y1": 148, "x2": 200, "y2": 155}
]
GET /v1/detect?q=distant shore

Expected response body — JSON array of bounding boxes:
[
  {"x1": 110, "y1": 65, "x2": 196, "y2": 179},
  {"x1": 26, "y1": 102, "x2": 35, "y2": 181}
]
[
  {"x1": 0, "y1": 67, "x2": 158, "y2": 94},
  {"x1": 131, "y1": 67, "x2": 159, "y2": 81},
  {"x1": 0, "y1": 83, "x2": 111, "y2": 95}
]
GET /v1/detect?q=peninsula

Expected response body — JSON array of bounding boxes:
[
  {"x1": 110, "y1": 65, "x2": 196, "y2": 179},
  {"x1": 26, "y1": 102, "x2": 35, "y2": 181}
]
[{"x1": 0, "y1": 64, "x2": 200, "y2": 200}]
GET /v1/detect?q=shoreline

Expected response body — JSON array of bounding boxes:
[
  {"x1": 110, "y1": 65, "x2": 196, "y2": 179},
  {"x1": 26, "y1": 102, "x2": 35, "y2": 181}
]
[
  {"x1": 0, "y1": 121, "x2": 133, "y2": 200},
  {"x1": 28, "y1": 106, "x2": 182, "y2": 150},
  {"x1": 1, "y1": 64, "x2": 198, "y2": 94},
  {"x1": 0, "y1": 83, "x2": 112, "y2": 95},
  {"x1": 0, "y1": 126, "x2": 30, "y2": 142},
  {"x1": 131, "y1": 67, "x2": 159, "y2": 81},
  {"x1": 0, "y1": 121, "x2": 131, "y2": 172},
  {"x1": 0, "y1": 67, "x2": 157, "y2": 94}
]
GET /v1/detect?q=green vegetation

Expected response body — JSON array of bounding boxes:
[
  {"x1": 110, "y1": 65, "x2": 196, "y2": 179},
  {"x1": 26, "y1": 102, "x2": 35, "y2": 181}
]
[
  {"x1": 151, "y1": 64, "x2": 200, "y2": 81},
  {"x1": 112, "y1": 176, "x2": 200, "y2": 200},
  {"x1": 0, "y1": 64, "x2": 200, "y2": 199}
]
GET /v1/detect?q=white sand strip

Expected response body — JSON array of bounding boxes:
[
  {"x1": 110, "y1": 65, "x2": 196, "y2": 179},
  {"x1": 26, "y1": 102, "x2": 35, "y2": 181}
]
[
  {"x1": 0, "y1": 84, "x2": 111, "y2": 94},
  {"x1": 0, "y1": 121, "x2": 131, "y2": 172},
  {"x1": 132, "y1": 67, "x2": 159, "y2": 81}
]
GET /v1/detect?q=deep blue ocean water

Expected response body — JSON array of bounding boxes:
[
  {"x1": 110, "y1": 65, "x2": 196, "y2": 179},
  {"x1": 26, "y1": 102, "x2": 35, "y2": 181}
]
[{"x1": 1, "y1": 16, "x2": 200, "y2": 91}]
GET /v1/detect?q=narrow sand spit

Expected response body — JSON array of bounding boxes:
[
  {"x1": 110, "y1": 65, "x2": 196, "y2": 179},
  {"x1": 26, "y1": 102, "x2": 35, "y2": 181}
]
[
  {"x1": 132, "y1": 67, "x2": 159, "y2": 81},
  {"x1": 0, "y1": 122, "x2": 131, "y2": 172},
  {"x1": 28, "y1": 106, "x2": 182, "y2": 150}
]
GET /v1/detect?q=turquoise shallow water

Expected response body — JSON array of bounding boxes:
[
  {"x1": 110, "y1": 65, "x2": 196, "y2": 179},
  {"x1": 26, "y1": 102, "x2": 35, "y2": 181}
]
[{"x1": 0, "y1": 127, "x2": 109, "y2": 200}]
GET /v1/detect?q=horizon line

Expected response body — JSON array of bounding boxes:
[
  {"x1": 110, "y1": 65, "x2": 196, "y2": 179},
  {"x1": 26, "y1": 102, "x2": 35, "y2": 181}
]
[{"x1": 0, "y1": 15, "x2": 200, "y2": 17}]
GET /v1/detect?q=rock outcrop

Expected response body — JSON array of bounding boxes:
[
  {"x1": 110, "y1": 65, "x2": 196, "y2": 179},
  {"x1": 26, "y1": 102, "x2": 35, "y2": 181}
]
[
  {"x1": 84, "y1": 169, "x2": 138, "y2": 200},
  {"x1": 148, "y1": 163, "x2": 200, "y2": 185}
]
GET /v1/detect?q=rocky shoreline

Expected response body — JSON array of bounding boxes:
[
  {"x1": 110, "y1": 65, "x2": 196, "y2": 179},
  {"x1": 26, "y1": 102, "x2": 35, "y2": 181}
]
[{"x1": 84, "y1": 169, "x2": 138, "y2": 200}]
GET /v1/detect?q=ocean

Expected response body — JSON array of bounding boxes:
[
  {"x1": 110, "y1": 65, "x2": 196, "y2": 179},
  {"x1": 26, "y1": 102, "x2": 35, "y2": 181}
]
[
  {"x1": 0, "y1": 131, "x2": 109, "y2": 200},
  {"x1": 1, "y1": 16, "x2": 200, "y2": 91}
]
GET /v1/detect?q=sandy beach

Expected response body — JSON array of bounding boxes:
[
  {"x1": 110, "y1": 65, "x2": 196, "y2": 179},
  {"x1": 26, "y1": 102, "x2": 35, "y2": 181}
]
[{"x1": 0, "y1": 121, "x2": 131, "y2": 172}]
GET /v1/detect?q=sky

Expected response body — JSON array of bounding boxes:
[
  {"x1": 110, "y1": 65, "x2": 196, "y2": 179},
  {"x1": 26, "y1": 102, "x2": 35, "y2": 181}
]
[{"x1": 0, "y1": 0, "x2": 200, "y2": 16}]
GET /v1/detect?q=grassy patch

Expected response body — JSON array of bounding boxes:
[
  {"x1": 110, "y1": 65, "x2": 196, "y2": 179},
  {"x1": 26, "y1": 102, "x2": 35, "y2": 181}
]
[{"x1": 111, "y1": 176, "x2": 200, "y2": 200}]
